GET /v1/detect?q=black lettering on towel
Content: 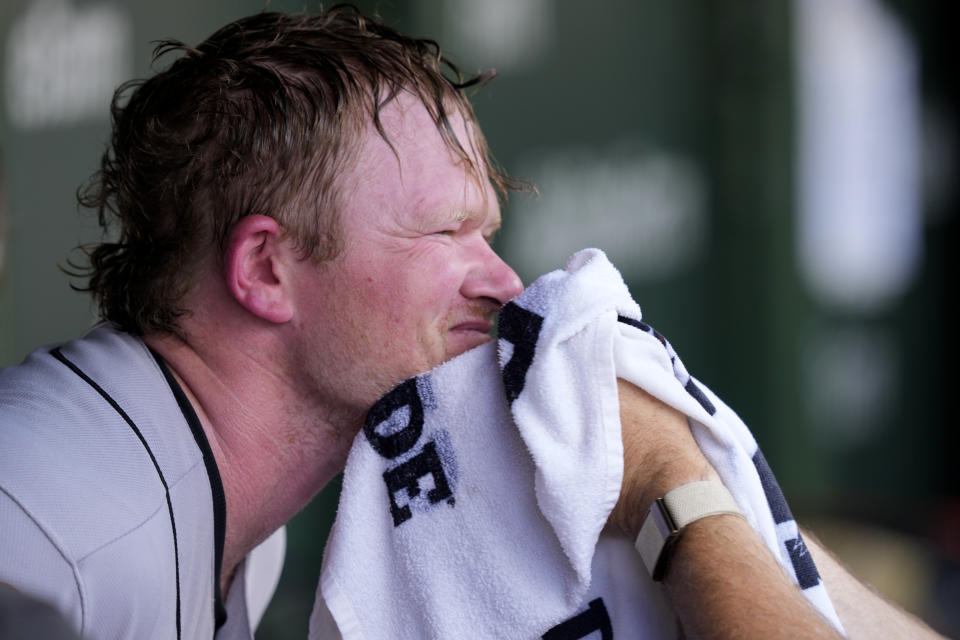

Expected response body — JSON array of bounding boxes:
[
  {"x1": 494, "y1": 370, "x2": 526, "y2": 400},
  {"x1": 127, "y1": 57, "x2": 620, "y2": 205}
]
[
  {"x1": 499, "y1": 302, "x2": 544, "y2": 403},
  {"x1": 363, "y1": 378, "x2": 424, "y2": 459},
  {"x1": 383, "y1": 441, "x2": 453, "y2": 527},
  {"x1": 543, "y1": 598, "x2": 613, "y2": 640},
  {"x1": 364, "y1": 377, "x2": 455, "y2": 527}
]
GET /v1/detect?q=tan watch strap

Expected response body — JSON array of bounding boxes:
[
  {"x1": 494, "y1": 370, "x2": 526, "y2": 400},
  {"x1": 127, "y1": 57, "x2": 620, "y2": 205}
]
[{"x1": 635, "y1": 480, "x2": 743, "y2": 581}]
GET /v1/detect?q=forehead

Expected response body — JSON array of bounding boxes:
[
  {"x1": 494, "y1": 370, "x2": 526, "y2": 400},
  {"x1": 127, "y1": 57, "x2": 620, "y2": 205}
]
[
  {"x1": 374, "y1": 91, "x2": 481, "y2": 170},
  {"x1": 340, "y1": 92, "x2": 495, "y2": 218}
]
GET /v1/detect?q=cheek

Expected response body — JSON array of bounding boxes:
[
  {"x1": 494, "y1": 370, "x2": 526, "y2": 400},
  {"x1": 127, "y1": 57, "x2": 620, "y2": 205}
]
[
  {"x1": 362, "y1": 274, "x2": 413, "y2": 311},
  {"x1": 345, "y1": 242, "x2": 467, "y2": 330},
  {"x1": 377, "y1": 253, "x2": 463, "y2": 309},
  {"x1": 350, "y1": 273, "x2": 427, "y2": 338}
]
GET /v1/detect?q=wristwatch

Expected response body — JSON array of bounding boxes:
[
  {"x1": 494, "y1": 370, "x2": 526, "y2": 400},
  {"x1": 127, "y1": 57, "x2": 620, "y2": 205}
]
[{"x1": 635, "y1": 480, "x2": 742, "y2": 581}]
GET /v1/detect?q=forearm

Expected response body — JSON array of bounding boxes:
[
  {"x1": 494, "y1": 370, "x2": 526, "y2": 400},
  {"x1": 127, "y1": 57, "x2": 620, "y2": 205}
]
[
  {"x1": 663, "y1": 515, "x2": 841, "y2": 639},
  {"x1": 803, "y1": 530, "x2": 945, "y2": 640},
  {"x1": 612, "y1": 380, "x2": 842, "y2": 638}
]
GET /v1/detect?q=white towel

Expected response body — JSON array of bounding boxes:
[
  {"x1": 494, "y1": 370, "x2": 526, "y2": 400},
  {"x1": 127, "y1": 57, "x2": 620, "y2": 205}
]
[{"x1": 310, "y1": 249, "x2": 843, "y2": 639}]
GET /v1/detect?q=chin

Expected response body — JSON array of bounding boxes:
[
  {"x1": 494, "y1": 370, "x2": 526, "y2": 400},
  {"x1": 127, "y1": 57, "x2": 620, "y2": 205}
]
[{"x1": 444, "y1": 333, "x2": 493, "y2": 362}]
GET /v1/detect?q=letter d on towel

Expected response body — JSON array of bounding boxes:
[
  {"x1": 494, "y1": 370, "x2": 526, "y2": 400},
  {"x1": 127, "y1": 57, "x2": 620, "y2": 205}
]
[{"x1": 363, "y1": 378, "x2": 424, "y2": 459}]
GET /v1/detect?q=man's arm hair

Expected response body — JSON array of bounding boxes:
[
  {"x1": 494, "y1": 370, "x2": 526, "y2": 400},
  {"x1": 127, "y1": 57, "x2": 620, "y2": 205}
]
[
  {"x1": 663, "y1": 515, "x2": 840, "y2": 638},
  {"x1": 803, "y1": 529, "x2": 947, "y2": 640},
  {"x1": 611, "y1": 380, "x2": 947, "y2": 639},
  {"x1": 612, "y1": 380, "x2": 841, "y2": 638}
]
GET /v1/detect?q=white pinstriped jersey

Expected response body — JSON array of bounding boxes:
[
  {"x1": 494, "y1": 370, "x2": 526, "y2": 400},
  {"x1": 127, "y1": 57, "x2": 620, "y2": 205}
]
[{"x1": 0, "y1": 324, "x2": 284, "y2": 639}]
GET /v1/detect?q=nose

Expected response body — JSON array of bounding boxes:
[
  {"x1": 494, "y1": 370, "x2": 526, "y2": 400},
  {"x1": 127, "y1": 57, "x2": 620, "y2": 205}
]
[{"x1": 462, "y1": 242, "x2": 524, "y2": 305}]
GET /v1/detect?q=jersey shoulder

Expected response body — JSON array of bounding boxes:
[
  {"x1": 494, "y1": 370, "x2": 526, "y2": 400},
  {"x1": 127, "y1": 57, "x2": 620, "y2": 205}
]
[{"x1": 0, "y1": 325, "x2": 210, "y2": 638}]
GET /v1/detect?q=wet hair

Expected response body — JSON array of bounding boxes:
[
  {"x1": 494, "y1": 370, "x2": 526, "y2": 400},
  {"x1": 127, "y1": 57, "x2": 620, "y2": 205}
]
[{"x1": 74, "y1": 5, "x2": 520, "y2": 335}]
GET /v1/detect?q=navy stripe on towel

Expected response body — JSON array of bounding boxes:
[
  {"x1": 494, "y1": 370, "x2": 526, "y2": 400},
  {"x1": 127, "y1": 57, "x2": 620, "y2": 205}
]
[
  {"x1": 684, "y1": 378, "x2": 716, "y2": 416},
  {"x1": 752, "y1": 449, "x2": 793, "y2": 525},
  {"x1": 786, "y1": 535, "x2": 821, "y2": 589}
]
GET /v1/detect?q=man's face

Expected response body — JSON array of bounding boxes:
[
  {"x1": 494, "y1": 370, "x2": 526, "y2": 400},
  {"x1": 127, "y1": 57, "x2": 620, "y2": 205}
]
[{"x1": 289, "y1": 93, "x2": 524, "y2": 413}]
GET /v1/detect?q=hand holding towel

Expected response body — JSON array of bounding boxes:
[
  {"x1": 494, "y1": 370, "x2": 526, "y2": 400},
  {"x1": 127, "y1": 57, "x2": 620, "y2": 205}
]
[{"x1": 311, "y1": 249, "x2": 842, "y2": 639}]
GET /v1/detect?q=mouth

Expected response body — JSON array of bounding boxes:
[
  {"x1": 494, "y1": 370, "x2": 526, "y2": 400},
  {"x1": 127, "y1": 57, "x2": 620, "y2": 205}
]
[
  {"x1": 449, "y1": 319, "x2": 494, "y2": 334},
  {"x1": 446, "y1": 318, "x2": 495, "y2": 356}
]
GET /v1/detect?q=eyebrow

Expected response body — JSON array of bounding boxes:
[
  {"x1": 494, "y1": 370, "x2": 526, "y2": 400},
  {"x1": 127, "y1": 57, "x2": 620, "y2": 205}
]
[
  {"x1": 420, "y1": 206, "x2": 500, "y2": 236},
  {"x1": 443, "y1": 208, "x2": 489, "y2": 228}
]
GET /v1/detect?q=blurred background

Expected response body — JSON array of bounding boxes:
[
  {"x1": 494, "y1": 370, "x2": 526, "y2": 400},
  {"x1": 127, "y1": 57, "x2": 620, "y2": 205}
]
[{"x1": 1, "y1": 0, "x2": 956, "y2": 637}]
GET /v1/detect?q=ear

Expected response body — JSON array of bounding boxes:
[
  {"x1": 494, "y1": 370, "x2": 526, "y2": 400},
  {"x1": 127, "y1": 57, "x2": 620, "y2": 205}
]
[{"x1": 224, "y1": 215, "x2": 295, "y2": 324}]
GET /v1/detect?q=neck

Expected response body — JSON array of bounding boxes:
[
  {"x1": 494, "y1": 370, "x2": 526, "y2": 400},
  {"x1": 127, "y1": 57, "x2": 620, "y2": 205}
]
[{"x1": 144, "y1": 330, "x2": 361, "y2": 595}]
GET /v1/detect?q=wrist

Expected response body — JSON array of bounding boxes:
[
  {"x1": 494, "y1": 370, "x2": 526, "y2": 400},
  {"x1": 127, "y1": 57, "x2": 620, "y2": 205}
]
[
  {"x1": 615, "y1": 455, "x2": 719, "y2": 537},
  {"x1": 635, "y1": 480, "x2": 743, "y2": 581}
]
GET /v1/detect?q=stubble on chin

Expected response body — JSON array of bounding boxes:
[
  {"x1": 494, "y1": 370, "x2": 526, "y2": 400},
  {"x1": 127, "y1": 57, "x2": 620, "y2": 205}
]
[{"x1": 352, "y1": 315, "x2": 487, "y2": 414}]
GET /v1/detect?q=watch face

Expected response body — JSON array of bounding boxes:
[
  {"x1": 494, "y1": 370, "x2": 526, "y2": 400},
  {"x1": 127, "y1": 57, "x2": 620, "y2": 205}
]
[
  {"x1": 652, "y1": 498, "x2": 680, "y2": 538},
  {"x1": 635, "y1": 497, "x2": 675, "y2": 581}
]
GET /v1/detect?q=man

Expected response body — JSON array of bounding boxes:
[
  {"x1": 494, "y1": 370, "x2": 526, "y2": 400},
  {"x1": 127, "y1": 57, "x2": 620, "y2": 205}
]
[
  {"x1": 0, "y1": 6, "x2": 942, "y2": 639},
  {"x1": 0, "y1": 9, "x2": 521, "y2": 638}
]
